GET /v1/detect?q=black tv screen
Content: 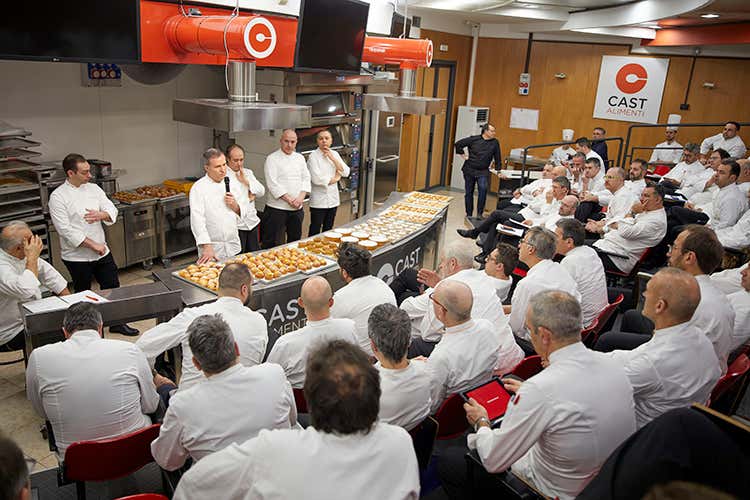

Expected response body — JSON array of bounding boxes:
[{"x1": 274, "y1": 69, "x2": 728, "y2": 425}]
[
  {"x1": 295, "y1": 0, "x2": 369, "y2": 75},
  {"x1": 0, "y1": 1, "x2": 140, "y2": 63}
]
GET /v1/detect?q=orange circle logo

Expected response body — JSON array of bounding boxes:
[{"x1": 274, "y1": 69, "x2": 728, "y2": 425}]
[{"x1": 615, "y1": 63, "x2": 648, "y2": 94}]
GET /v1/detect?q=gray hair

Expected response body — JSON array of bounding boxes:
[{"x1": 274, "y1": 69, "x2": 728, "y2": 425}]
[
  {"x1": 63, "y1": 302, "x2": 103, "y2": 334},
  {"x1": 527, "y1": 290, "x2": 582, "y2": 342},
  {"x1": 608, "y1": 167, "x2": 625, "y2": 180},
  {"x1": 0, "y1": 221, "x2": 29, "y2": 251},
  {"x1": 572, "y1": 152, "x2": 586, "y2": 161},
  {"x1": 525, "y1": 227, "x2": 557, "y2": 260},
  {"x1": 442, "y1": 241, "x2": 475, "y2": 269},
  {"x1": 556, "y1": 218, "x2": 585, "y2": 247},
  {"x1": 202, "y1": 147, "x2": 224, "y2": 164},
  {"x1": 683, "y1": 142, "x2": 700, "y2": 154},
  {"x1": 368, "y1": 304, "x2": 411, "y2": 364},
  {"x1": 187, "y1": 314, "x2": 237, "y2": 374}
]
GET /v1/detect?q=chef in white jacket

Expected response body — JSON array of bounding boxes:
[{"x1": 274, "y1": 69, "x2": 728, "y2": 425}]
[
  {"x1": 307, "y1": 129, "x2": 350, "y2": 235},
  {"x1": 700, "y1": 121, "x2": 747, "y2": 160},
  {"x1": 189, "y1": 148, "x2": 252, "y2": 263},
  {"x1": 226, "y1": 144, "x2": 265, "y2": 253}
]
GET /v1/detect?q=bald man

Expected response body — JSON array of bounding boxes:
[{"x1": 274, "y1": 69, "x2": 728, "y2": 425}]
[
  {"x1": 266, "y1": 276, "x2": 357, "y2": 388},
  {"x1": 0, "y1": 221, "x2": 69, "y2": 352},
  {"x1": 584, "y1": 167, "x2": 638, "y2": 236},
  {"x1": 262, "y1": 129, "x2": 311, "y2": 248},
  {"x1": 420, "y1": 280, "x2": 502, "y2": 413},
  {"x1": 606, "y1": 268, "x2": 721, "y2": 428}
]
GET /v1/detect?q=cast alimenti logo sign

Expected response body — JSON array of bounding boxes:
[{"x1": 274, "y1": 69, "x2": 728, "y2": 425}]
[{"x1": 593, "y1": 56, "x2": 669, "y2": 124}]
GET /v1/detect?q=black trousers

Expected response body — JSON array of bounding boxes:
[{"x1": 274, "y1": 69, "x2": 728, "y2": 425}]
[
  {"x1": 63, "y1": 252, "x2": 120, "y2": 293},
  {"x1": 308, "y1": 207, "x2": 337, "y2": 236},
  {"x1": 435, "y1": 447, "x2": 510, "y2": 500},
  {"x1": 0, "y1": 330, "x2": 25, "y2": 351},
  {"x1": 390, "y1": 268, "x2": 423, "y2": 305},
  {"x1": 575, "y1": 201, "x2": 603, "y2": 223},
  {"x1": 594, "y1": 249, "x2": 623, "y2": 273},
  {"x1": 594, "y1": 310, "x2": 654, "y2": 352},
  {"x1": 472, "y1": 209, "x2": 524, "y2": 256},
  {"x1": 667, "y1": 206, "x2": 709, "y2": 242},
  {"x1": 238, "y1": 226, "x2": 261, "y2": 253},
  {"x1": 262, "y1": 206, "x2": 304, "y2": 248}
]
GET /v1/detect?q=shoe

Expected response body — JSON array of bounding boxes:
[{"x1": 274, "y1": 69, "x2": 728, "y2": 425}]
[
  {"x1": 109, "y1": 324, "x2": 140, "y2": 336},
  {"x1": 457, "y1": 228, "x2": 476, "y2": 239},
  {"x1": 474, "y1": 253, "x2": 487, "y2": 265}
]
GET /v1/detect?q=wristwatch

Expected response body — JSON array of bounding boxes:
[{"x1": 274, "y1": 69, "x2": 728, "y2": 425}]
[{"x1": 474, "y1": 417, "x2": 491, "y2": 432}]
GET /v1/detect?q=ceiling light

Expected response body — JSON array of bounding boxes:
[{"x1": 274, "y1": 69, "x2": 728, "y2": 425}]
[
  {"x1": 701, "y1": 13, "x2": 720, "y2": 19},
  {"x1": 520, "y1": 3, "x2": 539, "y2": 8}
]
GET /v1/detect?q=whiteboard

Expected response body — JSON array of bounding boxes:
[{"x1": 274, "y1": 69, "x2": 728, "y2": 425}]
[{"x1": 510, "y1": 107, "x2": 539, "y2": 131}]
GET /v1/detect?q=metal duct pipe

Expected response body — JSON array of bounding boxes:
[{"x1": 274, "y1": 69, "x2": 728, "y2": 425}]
[
  {"x1": 227, "y1": 61, "x2": 258, "y2": 102},
  {"x1": 399, "y1": 68, "x2": 417, "y2": 97}
]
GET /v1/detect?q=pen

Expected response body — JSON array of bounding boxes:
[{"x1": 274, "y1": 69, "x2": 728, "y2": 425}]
[{"x1": 85, "y1": 295, "x2": 99, "y2": 302}]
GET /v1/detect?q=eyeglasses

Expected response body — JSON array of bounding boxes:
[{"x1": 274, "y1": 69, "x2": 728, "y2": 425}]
[
  {"x1": 429, "y1": 292, "x2": 447, "y2": 311},
  {"x1": 518, "y1": 239, "x2": 535, "y2": 249}
]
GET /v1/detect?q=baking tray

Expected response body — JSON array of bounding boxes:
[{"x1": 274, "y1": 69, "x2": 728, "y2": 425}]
[
  {"x1": 0, "y1": 148, "x2": 42, "y2": 162},
  {"x1": 0, "y1": 138, "x2": 41, "y2": 150},
  {"x1": 0, "y1": 158, "x2": 39, "y2": 173},
  {"x1": 281, "y1": 243, "x2": 338, "y2": 274},
  {"x1": 171, "y1": 270, "x2": 218, "y2": 295},
  {"x1": 0, "y1": 201, "x2": 42, "y2": 219},
  {"x1": 111, "y1": 191, "x2": 158, "y2": 205}
]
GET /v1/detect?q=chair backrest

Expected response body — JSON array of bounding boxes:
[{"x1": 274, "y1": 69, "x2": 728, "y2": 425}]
[
  {"x1": 511, "y1": 355, "x2": 543, "y2": 381},
  {"x1": 293, "y1": 388, "x2": 308, "y2": 414},
  {"x1": 434, "y1": 394, "x2": 469, "y2": 440},
  {"x1": 580, "y1": 318, "x2": 599, "y2": 346},
  {"x1": 710, "y1": 354, "x2": 750, "y2": 406},
  {"x1": 408, "y1": 416, "x2": 438, "y2": 471},
  {"x1": 584, "y1": 294, "x2": 625, "y2": 347},
  {"x1": 115, "y1": 495, "x2": 169, "y2": 500},
  {"x1": 64, "y1": 424, "x2": 161, "y2": 482}
]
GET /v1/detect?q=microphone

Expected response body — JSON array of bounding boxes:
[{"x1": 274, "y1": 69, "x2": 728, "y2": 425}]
[{"x1": 223, "y1": 176, "x2": 230, "y2": 193}]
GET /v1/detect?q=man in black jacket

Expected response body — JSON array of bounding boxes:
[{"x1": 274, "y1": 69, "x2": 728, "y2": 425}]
[{"x1": 455, "y1": 123, "x2": 501, "y2": 221}]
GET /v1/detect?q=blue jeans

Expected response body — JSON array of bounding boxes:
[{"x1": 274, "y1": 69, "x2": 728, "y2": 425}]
[{"x1": 463, "y1": 172, "x2": 489, "y2": 217}]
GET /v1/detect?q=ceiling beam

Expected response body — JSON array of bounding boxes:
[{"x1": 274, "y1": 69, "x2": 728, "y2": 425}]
[{"x1": 643, "y1": 22, "x2": 750, "y2": 46}]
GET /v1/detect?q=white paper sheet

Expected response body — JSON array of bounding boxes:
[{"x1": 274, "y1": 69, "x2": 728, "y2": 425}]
[
  {"x1": 510, "y1": 107, "x2": 539, "y2": 131},
  {"x1": 23, "y1": 296, "x2": 69, "y2": 314},
  {"x1": 60, "y1": 291, "x2": 109, "y2": 305}
]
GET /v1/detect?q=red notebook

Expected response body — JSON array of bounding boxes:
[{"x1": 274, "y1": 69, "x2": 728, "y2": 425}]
[{"x1": 462, "y1": 378, "x2": 513, "y2": 422}]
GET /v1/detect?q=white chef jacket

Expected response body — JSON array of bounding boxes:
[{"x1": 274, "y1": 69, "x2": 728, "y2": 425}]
[
  {"x1": 728, "y1": 290, "x2": 750, "y2": 352},
  {"x1": 308, "y1": 148, "x2": 350, "y2": 209},
  {"x1": 136, "y1": 297, "x2": 268, "y2": 390},
  {"x1": 516, "y1": 178, "x2": 552, "y2": 205},
  {"x1": 189, "y1": 174, "x2": 251, "y2": 261},
  {"x1": 585, "y1": 150, "x2": 605, "y2": 169},
  {"x1": 560, "y1": 246, "x2": 608, "y2": 328},
  {"x1": 173, "y1": 424, "x2": 420, "y2": 500},
  {"x1": 593, "y1": 208, "x2": 667, "y2": 274},
  {"x1": 710, "y1": 263, "x2": 747, "y2": 295},
  {"x1": 0, "y1": 249, "x2": 67, "y2": 345},
  {"x1": 541, "y1": 213, "x2": 573, "y2": 232},
  {"x1": 739, "y1": 181, "x2": 750, "y2": 197},
  {"x1": 151, "y1": 363, "x2": 296, "y2": 470},
  {"x1": 425, "y1": 318, "x2": 503, "y2": 413},
  {"x1": 492, "y1": 276, "x2": 512, "y2": 302},
  {"x1": 469, "y1": 342, "x2": 636, "y2": 500},
  {"x1": 689, "y1": 183, "x2": 719, "y2": 207},
  {"x1": 264, "y1": 149, "x2": 312, "y2": 211},
  {"x1": 625, "y1": 178, "x2": 646, "y2": 197},
  {"x1": 677, "y1": 167, "x2": 715, "y2": 199},
  {"x1": 649, "y1": 140, "x2": 683, "y2": 164},
  {"x1": 700, "y1": 132, "x2": 747, "y2": 159},
  {"x1": 48, "y1": 180, "x2": 118, "y2": 262},
  {"x1": 509, "y1": 260, "x2": 581, "y2": 340},
  {"x1": 705, "y1": 183, "x2": 748, "y2": 230},
  {"x1": 228, "y1": 167, "x2": 265, "y2": 231},
  {"x1": 266, "y1": 317, "x2": 358, "y2": 388},
  {"x1": 581, "y1": 174, "x2": 605, "y2": 198},
  {"x1": 330, "y1": 275, "x2": 396, "y2": 356},
  {"x1": 662, "y1": 160, "x2": 704, "y2": 188},
  {"x1": 716, "y1": 209, "x2": 750, "y2": 250},
  {"x1": 693, "y1": 275, "x2": 735, "y2": 374},
  {"x1": 551, "y1": 146, "x2": 576, "y2": 166},
  {"x1": 376, "y1": 361, "x2": 432, "y2": 431},
  {"x1": 608, "y1": 322, "x2": 721, "y2": 429},
  {"x1": 600, "y1": 186, "x2": 637, "y2": 228},
  {"x1": 26, "y1": 330, "x2": 159, "y2": 454},
  {"x1": 520, "y1": 196, "x2": 560, "y2": 221}
]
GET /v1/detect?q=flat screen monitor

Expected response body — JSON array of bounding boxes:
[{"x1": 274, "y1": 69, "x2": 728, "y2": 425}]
[
  {"x1": 295, "y1": 0, "x2": 369, "y2": 75},
  {"x1": 0, "y1": 1, "x2": 140, "y2": 63}
]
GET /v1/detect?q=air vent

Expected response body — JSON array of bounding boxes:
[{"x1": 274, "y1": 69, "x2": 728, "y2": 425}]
[{"x1": 476, "y1": 108, "x2": 488, "y2": 122}]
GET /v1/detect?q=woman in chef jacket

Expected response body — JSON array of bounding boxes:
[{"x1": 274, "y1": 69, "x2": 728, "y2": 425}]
[{"x1": 307, "y1": 129, "x2": 350, "y2": 235}]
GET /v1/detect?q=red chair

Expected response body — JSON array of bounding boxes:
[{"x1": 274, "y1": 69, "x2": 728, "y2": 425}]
[
  {"x1": 434, "y1": 394, "x2": 469, "y2": 440},
  {"x1": 583, "y1": 294, "x2": 625, "y2": 348},
  {"x1": 709, "y1": 354, "x2": 750, "y2": 409},
  {"x1": 580, "y1": 318, "x2": 599, "y2": 346},
  {"x1": 293, "y1": 388, "x2": 308, "y2": 414},
  {"x1": 60, "y1": 424, "x2": 161, "y2": 500},
  {"x1": 116, "y1": 495, "x2": 169, "y2": 500},
  {"x1": 511, "y1": 355, "x2": 543, "y2": 380},
  {"x1": 604, "y1": 248, "x2": 652, "y2": 288}
]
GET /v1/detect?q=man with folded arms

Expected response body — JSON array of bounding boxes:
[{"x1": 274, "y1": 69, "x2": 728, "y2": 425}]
[
  {"x1": 659, "y1": 143, "x2": 703, "y2": 194},
  {"x1": 267, "y1": 276, "x2": 357, "y2": 388},
  {"x1": 368, "y1": 304, "x2": 431, "y2": 431},
  {"x1": 437, "y1": 291, "x2": 635, "y2": 500},
  {"x1": 151, "y1": 314, "x2": 296, "y2": 470},
  {"x1": 700, "y1": 121, "x2": 746, "y2": 160},
  {"x1": 583, "y1": 167, "x2": 637, "y2": 236}
]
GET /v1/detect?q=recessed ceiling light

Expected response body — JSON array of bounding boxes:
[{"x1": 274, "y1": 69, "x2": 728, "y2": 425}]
[{"x1": 701, "y1": 13, "x2": 720, "y2": 19}]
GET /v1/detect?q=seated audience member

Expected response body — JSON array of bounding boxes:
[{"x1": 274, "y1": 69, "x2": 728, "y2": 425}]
[
  {"x1": 0, "y1": 433, "x2": 30, "y2": 500},
  {"x1": 715, "y1": 189, "x2": 750, "y2": 250},
  {"x1": 592, "y1": 184, "x2": 667, "y2": 274},
  {"x1": 659, "y1": 143, "x2": 703, "y2": 193},
  {"x1": 583, "y1": 167, "x2": 637, "y2": 234},
  {"x1": 737, "y1": 158, "x2": 750, "y2": 195},
  {"x1": 137, "y1": 263, "x2": 267, "y2": 390},
  {"x1": 675, "y1": 150, "x2": 724, "y2": 201},
  {"x1": 574, "y1": 157, "x2": 606, "y2": 221},
  {"x1": 576, "y1": 137, "x2": 605, "y2": 170},
  {"x1": 625, "y1": 158, "x2": 647, "y2": 196},
  {"x1": 683, "y1": 148, "x2": 730, "y2": 207},
  {"x1": 152, "y1": 314, "x2": 296, "y2": 470},
  {"x1": 368, "y1": 304, "x2": 431, "y2": 430},
  {"x1": 26, "y1": 303, "x2": 163, "y2": 454},
  {"x1": 605, "y1": 268, "x2": 721, "y2": 428},
  {"x1": 423, "y1": 280, "x2": 505, "y2": 413},
  {"x1": 0, "y1": 221, "x2": 69, "y2": 353},
  {"x1": 396, "y1": 242, "x2": 518, "y2": 364},
  {"x1": 649, "y1": 126, "x2": 683, "y2": 165},
  {"x1": 438, "y1": 291, "x2": 635, "y2": 500},
  {"x1": 598, "y1": 226, "x2": 734, "y2": 372},
  {"x1": 522, "y1": 194, "x2": 578, "y2": 232},
  {"x1": 482, "y1": 242, "x2": 518, "y2": 302},
  {"x1": 711, "y1": 262, "x2": 748, "y2": 295},
  {"x1": 555, "y1": 219, "x2": 608, "y2": 328},
  {"x1": 267, "y1": 276, "x2": 357, "y2": 388},
  {"x1": 591, "y1": 126, "x2": 609, "y2": 165},
  {"x1": 669, "y1": 159, "x2": 747, "y2": 232},
  {"x1": 727, "y1": 266, "x2": 749, "y2": 352},
  {"x1": 700, "y1": 121, "x2": 747, "y2": 160},
  {"x1": 551, "y1": 129, "x2": 576, "y2": 166},
  {"x1": 577, "y1": 407, "x2": 750, "y2": 500},
  {"x1": 507, "y1": 227, "x2": 580, "y2": 346},
  {"x1": 330, "y1": 243, "x2": 396, "y2": 356},
  {"x1": 506, "y1": 163, "x2": 555, "y2": 207},
  {"x1": 173, "y1": 340, "x2": 420, "y2": 500},
  {"x1": 565, "y1": 153, "x2": 587, "y2": 191}
]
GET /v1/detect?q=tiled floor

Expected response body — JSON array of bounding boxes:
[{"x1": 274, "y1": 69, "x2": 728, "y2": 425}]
[{"x1": 0, "y1": 188, "x2": 491, "y2": 469}]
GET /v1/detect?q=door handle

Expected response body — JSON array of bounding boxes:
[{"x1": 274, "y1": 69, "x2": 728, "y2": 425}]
[{"x1": 376, "y1": 155, "x2": 400, "y2": 163}]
